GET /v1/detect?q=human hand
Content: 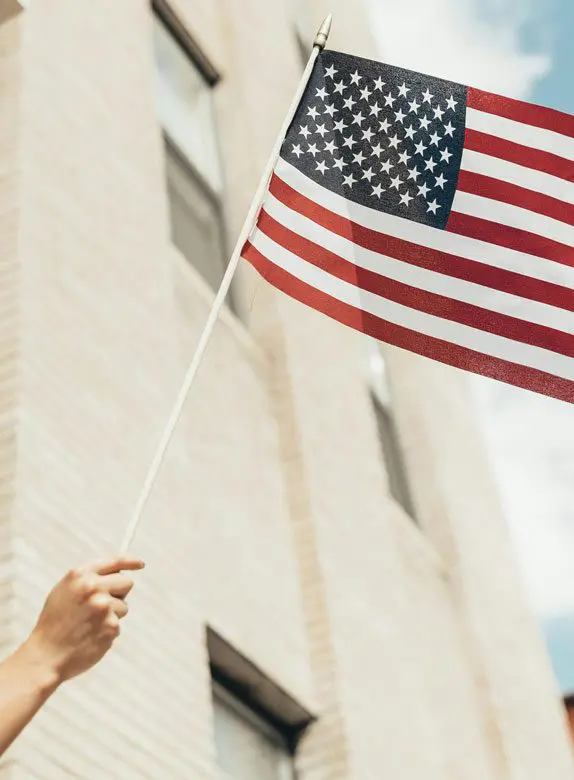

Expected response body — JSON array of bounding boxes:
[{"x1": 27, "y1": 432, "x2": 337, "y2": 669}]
[{"x1": 23, "y1": 556, "x2": 145, "y2": 685}]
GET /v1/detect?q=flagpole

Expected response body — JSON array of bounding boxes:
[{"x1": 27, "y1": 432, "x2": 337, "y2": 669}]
[{"x1": 119, "y1": 13, "x2": 332, "y2": 554}]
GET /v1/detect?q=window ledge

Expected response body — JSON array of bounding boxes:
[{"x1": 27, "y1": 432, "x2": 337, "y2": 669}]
[
  {"x1": 170, "y1": 245, "x2": 265, "y2": 372},
  {"x1": 389, "y1": 500, "x2": 447, "y2": 578}
]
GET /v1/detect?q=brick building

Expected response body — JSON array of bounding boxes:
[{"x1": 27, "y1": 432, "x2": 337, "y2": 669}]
[{"x1": 0, "y1": 0, "x2": 572, "y2": 778}]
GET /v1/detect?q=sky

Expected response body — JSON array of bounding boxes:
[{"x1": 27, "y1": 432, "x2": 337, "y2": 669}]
[{"x1": 366, "y1": 0, "x2": 574, "y2": 691}]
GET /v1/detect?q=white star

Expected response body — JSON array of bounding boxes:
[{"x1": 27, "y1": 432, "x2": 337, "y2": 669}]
[
  {"x1": 360, "y1": 86, "x2": 372, "y2": 101},
  {"x1": 440, "y1": 147, "x2": 453, "y2": 163},
  {"x1": 324, "y1": 139, "x2": 337, "y2": 154},
  {"x1": 370, "y1": 102, "x2": 383, "y2": 117},
  {"x1": 444, "y1": 121, "x2": 456, "y2": 137},
  {"x1": 371, "y1": 143, "x2": 384, "y2": 157},
  {"x1": 384, "y1": 92, "x2": 396, "y2": 107},
  {"x1": 362, "y1": 127, "x2": 375, "y2": 142},
  {"x1": 408, "y1": 98, "x2": 421, "y2": 114},
  {"x1": 316, "y1": 160, "x2": 329, "y2": 174},
  {"x1": 325, "y1": 64, "x2": 338, "y2": 79},
  {"x1": 351, "y1": 112, "x2": 365, "y2": 127},
  {"x1": 292, "y1": 144, "x2": 303, "y2": 158},
  {"x1": 418, "y1": 182, "x2": 431, "y2": 198},
  {"x1": 324, "y1": 103, "x2": 336, "y2": 117},
  {"x1": 388, "y1": 135, "x2": 400, "y2": 149},
  {"x1": 400, "y1": 192, "x2": 414, "y2": 207},
  {"x1": 343, "y1": 173, "x2": 356, "y2": 188},
  {"x1": 433, "y1": 105, "x2": 445, "y2": 121},
  {"x1": 404, "y1": 124, "x2": 416, "y2": 140},
  {"x1": 316, "y1": 87, "x2": 328, "y2": 100},
  {"x1": 299, "y1": 125, "x2": 311, "y2": 139},
  {"x1": 421, "y1": 88, "x2": 434, "y2": 104},
  {"x1": 394, "y1": 108, "x2": 407, "y2": 124},
  {"x1": 380, "y1": 158, "x2": 393, "y2": 174},
  {"x1": 414, "y1": 140, "x2": 427, "y2": 156},
  {"x1": 390, "y1": 174, "x2": 403, "y2": 190},
  {"x1": 372, "y1": 182, "x2": 385, "y2": 197},
  {"x1": 307, "y1": 143, "x2": 320, "y2": 157},
  {"x1": 424, "y1": 156, "x2": 437, "y2": 172},
  {"x1": 353, "y1": 150, "x2": 366, "y2": 166},
  {"x1": 427, "y1": 199, "x2": 441, "y2": 214},
  {"x1": 350, "y1": 70, "x2": 362, "y2": 85},
  {"x1": 342, "y1": 135, "x2": 357, "y2": 149},
  {"x1": 316, "y1": 124, "x2": 328, "y2": 138},
  {"x1": 398, "y1": 150, "x2": 411, "y2": 165},
  {"x1": 407, "y1": 166, "x2": 420, "y2": 181},
  {"x1": 434, "y1": 173, "x2": 448, "y2": 189},
  {"x1": 334, "y1": 118, "x2": 347, "y2": 133},
  {"x1": 307, "y1": 106, "x2": 320, "y2": 120},
  {"x1": 362, "y1": 167, "x2": 376, "y2": 182},
  {"x1": 419, "y1": 115, "x2": 431, "y2": 131},
  {"x1": 343, "y1": 96, "x2": 357, "y2": 111},
  {"x1": 332, "y1": 157, "x2": 346, "y2": 171},
  {"x1": 379, "y1": 117, "x2": 391, "y2": 134},
  {"x1": 373, "y1": 76, "x2": 385, "y2": 91},
  {"x1": 446, "y1": 95, "x2": 458, "y2": 111},
  {"x1": 397, "y1": 82, "x2": 410, "y2": 98},
  {"x1": 429, "y1": 131, "x2": 441, "y2": 146},
  {"x1": 333, "y1": 81, "x2": 345, "y2": 95}
]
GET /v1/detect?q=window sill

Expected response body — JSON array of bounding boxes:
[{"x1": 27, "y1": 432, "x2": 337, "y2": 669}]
[
  {"x1": 388, "y1": 500, "x2": 447, "y2": 578},
  {"x1": 169, "y1": 244, "x2": 265, "y2": 371}
]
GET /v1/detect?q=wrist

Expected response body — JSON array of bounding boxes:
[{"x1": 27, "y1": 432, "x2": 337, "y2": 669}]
[{"x1": 16, "y1": 633, "x2": 63, "y2": 697}]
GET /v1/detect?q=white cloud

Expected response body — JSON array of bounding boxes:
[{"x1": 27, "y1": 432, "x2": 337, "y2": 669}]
[
  {"x1": 366, "y1": 0, "x2": 549, "y2": 96},
  {"x1": 366, "y1": 0, "x2": 574, "y2": 620}
]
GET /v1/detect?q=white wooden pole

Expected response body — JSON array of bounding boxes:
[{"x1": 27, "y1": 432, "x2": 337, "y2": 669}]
[{"x1": 120, "y1": 14, "x2": 333, "y2": 553}]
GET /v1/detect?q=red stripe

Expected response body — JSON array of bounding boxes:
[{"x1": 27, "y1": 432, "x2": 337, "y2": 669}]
[
  {"x1": 268, "y1": 174, "x2": 574, "y2": 313},
  {"x1": 457, "y1": 170, "x2": 574, "y2": 226},
  {"x1": 243, "y1": 243, "x2": 574, "y2": 404},
  {"x1": 468, "y1": 87, "x2": 574, "y2": 140},
  {"x1": 464, "y1": 129, "x2": 574, "y2": 182},
  {"x1": 447, "y1": 211, "x2": 574, "y2": 268},
  {"x1": 257, "y1": 210, "x2": 574, "y2": 358}
]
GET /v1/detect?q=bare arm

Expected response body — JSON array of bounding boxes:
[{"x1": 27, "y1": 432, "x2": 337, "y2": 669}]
[{"x1": 0, "y1": 555, "x2": 145, "y2": 757}]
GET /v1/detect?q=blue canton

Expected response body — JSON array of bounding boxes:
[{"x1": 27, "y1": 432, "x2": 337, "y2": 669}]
[{"x1": 281, "y1": 51, "x2": 468, "y2": 230}]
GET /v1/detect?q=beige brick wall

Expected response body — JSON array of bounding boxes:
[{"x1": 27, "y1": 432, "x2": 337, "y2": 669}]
[{"x1": 0, "y1": 1, "x2": 572, "y2": 779}]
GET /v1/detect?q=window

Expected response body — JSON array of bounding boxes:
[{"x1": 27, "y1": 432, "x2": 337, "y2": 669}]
[
  {"x1": 152, "y1": 9, "x2": 232, "y2": 297},
  {"x1": 212, "y1": 685, "x2": 294, "y2": 780},
  {"x1": 207, "y1": 629, "x2": 313, "y2": 780},
  {"x1": 368, "y1": 340, "x2": 416, "y2": 519}
]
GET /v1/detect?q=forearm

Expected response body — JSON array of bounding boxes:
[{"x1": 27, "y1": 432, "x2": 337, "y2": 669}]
[{"x1": 0, "y1": 637, "x2": 60, "y2": 757}]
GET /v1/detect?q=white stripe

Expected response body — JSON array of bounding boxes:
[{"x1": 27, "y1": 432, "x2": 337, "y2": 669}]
[
  {"x1": 461, "y1": 148, "x2": 574, "y2": 206},
  {"x1": 467, "y1": 107, "x2": 574, "y2": 161},
  {"x1": 250, "y1": 228, "x2": 574, "y2": 382},
  {"x1": 452, "y1": 190, "x2": 574, "y2": 247},
  {"x1": 263, "y1": 192, "x2": 574, "y2": 335},
  {"x1": 274, "y1": 158, "x2": 574, "y2": 289}
]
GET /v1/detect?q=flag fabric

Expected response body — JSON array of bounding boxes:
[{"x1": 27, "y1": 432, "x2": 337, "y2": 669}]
[{"x1": 242, "y1": 50, "x2": 574, "y2": 403}]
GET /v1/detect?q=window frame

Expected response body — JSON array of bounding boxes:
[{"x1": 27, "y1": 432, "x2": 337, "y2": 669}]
[
  {"x1": 212, "y1": 682, "x2": 296, "y2": 780},
  {"x1": 152, "y1": 3, "x2": 240, "y2": 308},
  {"x1": 370, "y1": 389, "x2": 417, "y2": 520},
  {"x1": 163, "y1": 129, "x2": 229, "y2": 263},
  {"x1": 152, "y1": 0, "x2": 220, "y2": 87},
  {"x1": 367, "y1": 342, "x2": 417, "y2": 521}
]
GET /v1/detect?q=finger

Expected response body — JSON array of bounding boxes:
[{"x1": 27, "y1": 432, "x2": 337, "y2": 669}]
[
  {"x1": 84, "y1": 556, "x2": 145, "y2": 576},
  {"x1": 97, "y1": 573, "x2": 134, "y2": 599},
  {"x1": 109, "y1": 596, "x2": 129, "y2": 620},
  {"x1": 104, "y1": 610, "x2": 121, "y2": 637}
]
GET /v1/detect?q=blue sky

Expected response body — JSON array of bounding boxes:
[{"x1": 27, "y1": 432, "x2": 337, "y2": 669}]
[{"x1": 525, "y1": 0, "x2": 574, "y2": 113}]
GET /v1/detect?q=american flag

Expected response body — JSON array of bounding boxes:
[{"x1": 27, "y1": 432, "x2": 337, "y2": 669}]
[{"x1": 242, "y1": 50, "x2": 574, "y2": 403}]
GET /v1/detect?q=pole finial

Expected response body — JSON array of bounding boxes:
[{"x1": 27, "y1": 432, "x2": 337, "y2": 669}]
[{"x1": 314, "y1": 13, "x2": 332, "y2": 50}]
